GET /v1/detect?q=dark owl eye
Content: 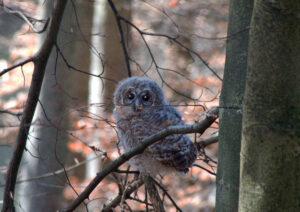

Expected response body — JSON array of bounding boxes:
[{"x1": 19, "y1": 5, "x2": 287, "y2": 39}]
[
  {"x1": 142, "y1": 94, "x2": 149, "y2": 101},
  {"x1": 128, "y1": 93, "x2": 135, "y2": 100}
]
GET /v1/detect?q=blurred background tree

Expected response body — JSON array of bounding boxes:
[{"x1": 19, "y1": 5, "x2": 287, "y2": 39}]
[{"x1": 18, "y1": 0, "x2": 93, "y2": 211}]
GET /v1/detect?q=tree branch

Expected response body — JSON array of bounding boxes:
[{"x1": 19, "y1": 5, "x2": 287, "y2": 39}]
[
  {"x1": 144, "y1": 175, "x2": 165, "y2": 212},
  {"x1": 152, "y1": 177, "x2": 183, "y2": 212},
  {"x1": 1, "y1": 1, "x2": 68, "y2": 211},
  {"x1": 0, "y1": 110, "x2": 22, "y2": 117},
  {"x1": 62, "y1": 107, "x2": 219, "y2": 212},
  {"x1": 107, "y1": 0, "x2": 132, "y2": 77},
  {"x1": 193, "y1": 164, "x2": 216, "y2": 176},
  {"x1": 119, "y1": 16, "x2": 222, "y2": 81},
  {"x1": 101, "y1": 178, "x2": 144, "y2": 212},
  {"x1": 196, "y1": 135, "x2": 218, "y2": 150},
  {"x1": 0, "y1": 3, "x2": 50, "y2": 34},
  {"x1": 0, "y1": 58, "x2": 33, "y2": 77},
  {"x1": 0, "y1": 154, "x2": 102, "y2": 188}
]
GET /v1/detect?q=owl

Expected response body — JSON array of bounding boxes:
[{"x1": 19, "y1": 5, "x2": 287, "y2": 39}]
[{"x1": 113, "y1": 77, "x2": 197, "y2": 176}]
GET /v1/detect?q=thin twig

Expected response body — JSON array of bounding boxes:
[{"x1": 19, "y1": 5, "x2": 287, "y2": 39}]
[
  {"x1": 0, "y1": 58, "x2": 33, "y2": 77},
  {"x1": 1, "y1": 3, "x2": 50, "y2": 33},
  {"x1": 119, "y1": 16, "x2": 222, "y2": 81},
  {"x1": 127, "y1": 196, "x2": 153, "y2": 206},
  {"x1": 0, "y1": 110, "x2": 22, "y2": 117},
  {"x1": 0, "y1": 154, "x2": 102, "y2": 187},
  {"x1": 102, "y1": 179, "x2": 144, "y2": 212},
  {"x1": 107, "y1": 0, "x2": 132, "y2": 77},
  {"x1": 152, "y1": 178, "x2": 182, "y2": 212},
  {"x1": 193, "y1": 164, "x2": 216, "y2": 176},
  {"x1": 195, "y1": 135, "x2": 218, "y2": 150}
]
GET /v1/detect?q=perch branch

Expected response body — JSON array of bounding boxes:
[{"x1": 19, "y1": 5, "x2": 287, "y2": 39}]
[{"x1": 62, "y1": 107, "x2": 218, "y2": 212}]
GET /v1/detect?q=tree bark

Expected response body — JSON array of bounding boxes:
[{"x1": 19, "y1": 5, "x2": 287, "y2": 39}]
[
  {"x1": 1, "y1": 1, "x2": 68, "y2": 211},
  {"x1": 144, "y1": 175, "x2": 165, "y2": 212},
  {"x1": 239, "y1": 1, "x2": 300, "y2": 211},
  {"x1": 216, "y1": 0, "x2": 253, "y2": 211},
  {"x1": 18, "y1": 0, "x2": 93, "y2": 211}
]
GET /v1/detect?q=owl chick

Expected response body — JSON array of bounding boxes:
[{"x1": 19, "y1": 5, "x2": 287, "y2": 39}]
[{"x1": 113, "y1": 77, "x2": 197, "y2": 176}]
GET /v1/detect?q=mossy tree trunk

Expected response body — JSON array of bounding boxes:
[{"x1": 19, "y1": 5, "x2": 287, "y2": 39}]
[
  {"x1": 215, "y1": 0, "x2": 253, "y2": 211},
  {"x1": 239, "y1": 1, "x2": 300, "y2": 211}
]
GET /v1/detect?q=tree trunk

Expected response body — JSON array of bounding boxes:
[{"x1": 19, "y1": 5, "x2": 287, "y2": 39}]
[
  {"x1": 239, "y1": 1, "x2": 300, "y2": 211},
  {"x1": 144, "y1": 175, "x2": 165, "y2": 212},
  {"x1": 18, "y1": 0, "x2": 93, "y2": 211},
  {"x1": 0, "y1": 6, "x2": 29, "y2": 199},
  {"x1": 215, "y1": 0, "x2": 253, "y2": 211}
]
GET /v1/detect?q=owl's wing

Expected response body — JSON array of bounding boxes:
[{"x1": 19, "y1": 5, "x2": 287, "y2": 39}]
[
  {"x1": 150, "y1": 134, "x2": 197, "y2": 172},
  {"x1": 145, "y1": 106, "x2": 197, "y2": 172}
]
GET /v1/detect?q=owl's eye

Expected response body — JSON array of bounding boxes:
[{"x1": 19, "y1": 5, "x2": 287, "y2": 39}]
[
  {"x1": 128, "y1": 93, "x2": 135, "y2": 100},
  {"x1": 142, "y1": 94, "x2": 149, "y2": 101}
]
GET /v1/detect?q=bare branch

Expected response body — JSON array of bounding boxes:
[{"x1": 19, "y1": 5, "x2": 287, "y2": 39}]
[
  {"x1": 55, "y1": 43, "x2": 100, "y2": 77},
  {"x1": 61, "y1": 107, "x2": 218, "y2": 212},
  {"x1": 101, "y1": 178, "x2": 144, "y2": 212},
  {"x1": 0, "y1": 3, "x2": 50, "y2": 33},
  {"x1": 0, "y1": 110, "x2": 22, "y2": 117},
  {"x1": 152, "y1": 178, "x2": 183, "y2": 212},
  {"x1": 196, "y1": 135, "x2": 218, "y2": 150},
  {"x1": 0, "y1": 58, "x2": 33, "y2": 77},
  {"x1": 193, "y1": 164, "x2": 216, "y2": 176},
  {"x1": 0, "y1": 155, "x2": 102, "y2": 188},
  {"x1": 1, "y1": 1, "x2": 68, "y2": 211},
  {"x1": 107, "y1": 0, "x2": 132, "y2": 77},
  {"x1": 119, "y1": 16, "x2": 222, "y2": 81},
  {"x1": 144, "y1": 175, "x2": 165, "y2": 212}
]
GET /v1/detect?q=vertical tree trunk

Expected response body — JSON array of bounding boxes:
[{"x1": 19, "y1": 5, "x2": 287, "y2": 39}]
[
  {"x1": 215, "y1": 0, "x2": 253, "y2": 211},
  {"x1": 85, "y1": 2, "x2": 132, "y2": 209},
  {"x1": 144, "y1": 175, "x2": 165, "y2": 212},
  {"x1": 239, "y1": 1, "x2": 300, "y2": 211},
  {"x1": 0, "y1": 7, "x2": 30, "y2": 201},
  {"x1": 18, "y1": 0, "x2": 93, "y2": 211}
]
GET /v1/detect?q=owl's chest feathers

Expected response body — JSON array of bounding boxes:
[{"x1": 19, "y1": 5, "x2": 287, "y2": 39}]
[
  {"x1": 119, "y1": 116, "x2": 149, "y2": 147},
  {"x1": 117, "y1": 109, "x2": 180, "y2": 150},
  {"x1": 117, "y1": 113, "x2": 161, "y2": 149}
]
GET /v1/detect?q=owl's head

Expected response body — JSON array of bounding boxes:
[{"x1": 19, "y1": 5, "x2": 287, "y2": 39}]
[{"x1": 113, "y1": 77, "x2": 167, "y2": 114}]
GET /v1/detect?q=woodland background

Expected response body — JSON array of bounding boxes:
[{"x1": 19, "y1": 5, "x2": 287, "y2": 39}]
[
  {"x1": 0, "y1": 0, "x2": 299, "y2": 212},
  {"x1": 1, "y1": 0, "x2": 225, "y2": 211}
]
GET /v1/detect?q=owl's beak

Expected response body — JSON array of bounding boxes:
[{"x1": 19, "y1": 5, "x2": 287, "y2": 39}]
[
  {"x1": 133, "y1": 100, "x2": 143, "y2": 112},
  {"x1": 136, "y1": 104, "x2": 143, "y2": 111}
]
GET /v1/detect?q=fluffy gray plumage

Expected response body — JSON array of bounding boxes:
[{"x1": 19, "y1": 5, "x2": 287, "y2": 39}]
[{"x1": 113, "y1": 77, "x2": 197, "y2": 175}]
